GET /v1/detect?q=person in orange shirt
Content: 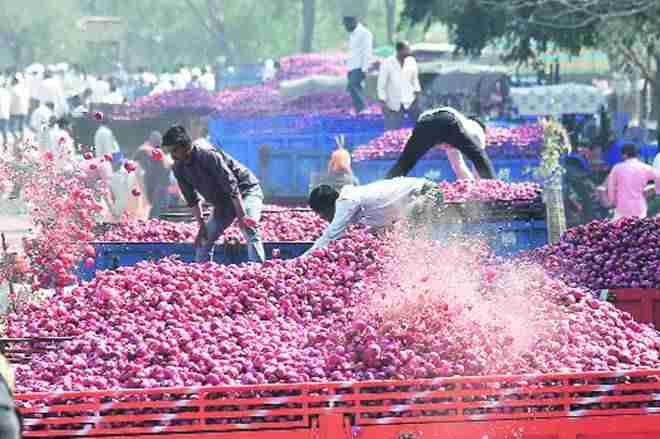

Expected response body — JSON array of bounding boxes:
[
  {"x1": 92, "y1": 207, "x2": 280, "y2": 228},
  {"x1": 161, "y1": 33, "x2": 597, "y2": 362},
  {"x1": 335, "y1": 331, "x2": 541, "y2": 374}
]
[{"x1": 325, "y1": 143, "x2": 359, "y2": 191}]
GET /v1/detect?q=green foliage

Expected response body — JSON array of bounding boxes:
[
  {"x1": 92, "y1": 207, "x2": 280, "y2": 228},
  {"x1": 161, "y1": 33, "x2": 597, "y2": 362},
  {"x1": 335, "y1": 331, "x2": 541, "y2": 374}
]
[
  {"x1": 400, "y1": 0, "x2": 599, "y2": 63},
  {"x1": 0, "y1": 0, "x2": 404, "y2": 72}
]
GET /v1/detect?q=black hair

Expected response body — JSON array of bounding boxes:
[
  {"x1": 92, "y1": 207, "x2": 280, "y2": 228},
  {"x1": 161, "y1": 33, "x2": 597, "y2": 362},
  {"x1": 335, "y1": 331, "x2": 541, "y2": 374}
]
[
  {"x1": 621, "y1": 143, "x2": 640, "y2": 158},
  {"x1": 45, "y1": 102, "x2": 55, "y2": 110},
  {"x1": 162, "y1": 125, "x2": 192, "y2": 149},
  {"x1": 395, "y1": 41, "x2": 410, "y2": 52},
  {"x1": 309, "y1": 185, "x2": 339, "y2": 214}
]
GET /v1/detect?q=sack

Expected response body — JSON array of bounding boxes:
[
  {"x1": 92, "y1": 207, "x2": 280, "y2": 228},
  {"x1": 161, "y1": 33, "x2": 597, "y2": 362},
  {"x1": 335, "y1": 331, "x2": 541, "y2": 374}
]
[{"x1": 279, "y1": 75, "x2": 348, "y2": 99}]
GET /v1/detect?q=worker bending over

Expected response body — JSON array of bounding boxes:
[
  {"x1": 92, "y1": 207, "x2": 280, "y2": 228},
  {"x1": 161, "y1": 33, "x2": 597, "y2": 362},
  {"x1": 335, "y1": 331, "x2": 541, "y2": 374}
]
[
  {"x1": 305, "y1": 177, "x2": 442, "y2": 254},
  {"x1": 386, "y1": 107, "x2": 496, "y2": 181}
]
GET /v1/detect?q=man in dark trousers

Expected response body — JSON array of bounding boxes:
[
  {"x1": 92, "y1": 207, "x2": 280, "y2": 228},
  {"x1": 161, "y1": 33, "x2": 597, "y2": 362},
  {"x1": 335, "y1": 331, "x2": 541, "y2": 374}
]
[
  {"x1": 386, "y1": 107, "x2": 497, "y2": 180},
  {"x1": 162, "y1": 125, "x2": 265, "y2": 263}
]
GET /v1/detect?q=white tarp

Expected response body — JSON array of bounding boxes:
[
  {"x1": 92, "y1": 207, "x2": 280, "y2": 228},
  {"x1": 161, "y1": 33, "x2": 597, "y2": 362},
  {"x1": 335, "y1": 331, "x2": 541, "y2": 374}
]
[{"x1": 510, "y1": 83, "x2": 610, "y2": 116}]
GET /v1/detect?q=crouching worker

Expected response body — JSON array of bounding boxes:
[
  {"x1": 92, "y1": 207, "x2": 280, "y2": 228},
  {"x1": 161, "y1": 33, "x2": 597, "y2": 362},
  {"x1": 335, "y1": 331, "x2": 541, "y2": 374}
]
[
  {"x1": 304, "y1": 177, "x2": 443, "y2": 255},
  {"x1": 162, "y1": 125, "x2": 265, "y2": 263},
  {"x1": 386, "y1": 106, "x2": 496, "y2": 181}
]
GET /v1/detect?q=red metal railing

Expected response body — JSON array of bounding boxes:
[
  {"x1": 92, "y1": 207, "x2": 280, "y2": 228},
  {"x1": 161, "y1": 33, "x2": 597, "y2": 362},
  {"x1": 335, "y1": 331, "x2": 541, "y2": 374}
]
[{"x1": 15, "y1": 369, "x2": 660, "y2": 438}]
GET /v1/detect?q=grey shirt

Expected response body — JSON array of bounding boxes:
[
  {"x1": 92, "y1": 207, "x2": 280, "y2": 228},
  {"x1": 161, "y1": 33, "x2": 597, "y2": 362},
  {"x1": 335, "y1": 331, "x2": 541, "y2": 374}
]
[{"x1": 172, "y1": 139, "x2": 260, "y2": 211}]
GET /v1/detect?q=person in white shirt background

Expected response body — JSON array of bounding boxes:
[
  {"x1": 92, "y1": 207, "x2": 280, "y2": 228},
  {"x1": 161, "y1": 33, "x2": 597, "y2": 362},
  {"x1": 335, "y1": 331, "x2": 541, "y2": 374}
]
[
  {"x1": 46, "y1": 117, "x2": 75, "y2": 172},
  {"x1": 25, "y1": 64, "x2": 45, "y2": 113},
  {"x1": 102, "y1": 82, "x2": 125, "y2": 105},
  {"x1": 30, "y1": 101, "x2": 54, "y2": 137},
  {"x1": 94, "y1": 124, "x2": 120, "y2": 159},
  {"x1": 40, "y1": 69, "x2": 68, "y2": 117},
  {"x1": 343, "y1": 15, "x2": 373, "y2": 114},
  {"x1": 9, "y1": 75, "x2": 30, "y2": 142},
  {"x1": 200, "y1": 66, "x2": 216, "y2": 92},
  {"x1": 88, "y1": 75, "x2": 111, "y2": 104},
  {"x1": 0, "y1": 79, "x2": 11, "y2": 150},
  {"x1": 377, "y1": 41, "x2": 422, "y2": 130}
]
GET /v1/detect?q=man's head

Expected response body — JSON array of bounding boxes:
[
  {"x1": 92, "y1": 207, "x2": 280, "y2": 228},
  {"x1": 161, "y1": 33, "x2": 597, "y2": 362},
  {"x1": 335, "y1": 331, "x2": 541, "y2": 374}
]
[
  {"x1": 149, "y1": 131, "x2": 163, "y2": 148},
  {"x1": 395, "y1": 41, "x2": 411, "y2": 60},
  {"x1": 343, "y1": 16, "x2": 358, "y2": 32},
  {"x1": 162, "y1": 125, "x2": 193, "y2": 161},
  {"x1": 621, "y1": 143, "x2": 640, "y2": 160},
  {"x1": 45, "y1": 101, "x2": 55, "y2": 111},
  {"x1": 309, "y1": 185, "x2": 340, "y2": 223}
]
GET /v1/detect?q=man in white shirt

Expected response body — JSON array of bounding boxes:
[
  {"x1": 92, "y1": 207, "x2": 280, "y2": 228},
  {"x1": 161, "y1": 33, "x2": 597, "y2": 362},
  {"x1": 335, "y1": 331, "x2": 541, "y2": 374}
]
[
  {"x1": 89, "y1": 75, "x2": 111, "y2": 104},
  {"x1": 40, "y1": 71, "x2": 68, "y2": 117},
  {"x1": 378, "y1": 41, "x2": 422, "y2": 130},
  {"x1": 344, "y1": 16, "x2": 373, "y2": 114},
  {"x1": 94, "y1": 124, "x2": 119, "y2": 158},
  {"x1": 46, "y1": 117, "x2": 75, "y2": 171},
  {"x1": 653, "y1": 147, "x2": 660, "y2": 174},
  {"x1": 102, "y1": 84, "x2": 125, "y2": 105},
  {"x1": 30, "y1": 102, "x2": 55, "y2": 139},
  {"x1": 200, "y1": 66, "x2": 216, "y2": 91},
  {"x1": 305, "y1": 177, "x2": 442, "y2": 254},
  {"x1": 387, "y1": 107, "x2": 496, "y2": 180},
  {"x1": 9, "y1": 75, "x2": 30, "y2": 141},
  {"x1": 0, "y1": 80, "x2": 11, "y2": 149}
]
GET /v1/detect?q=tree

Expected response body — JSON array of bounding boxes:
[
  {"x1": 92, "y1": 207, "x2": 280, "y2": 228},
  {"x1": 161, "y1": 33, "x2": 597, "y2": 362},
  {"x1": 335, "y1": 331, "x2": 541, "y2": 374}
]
[
  {"x1": 401, "y1": 0, "x2": 597, "y2": 61},
  {"x1": 401, "y1": 0, "x2": 660, "y2": 142},
  {"x1": 301, "y1": 0, "x2": 316, "y2": 52},
  {"x1": 0, "y1": 0, "x2": 81, "y2": 66},
  {"x1": 385, "y1": 0, "x2": 397, "y2": 44},
  {"x1": 599, "y1": 17, "x2": 659, "y2": 128},
  {"x1": 184, "y1": 0, "x2": 237, "y2": 64}
]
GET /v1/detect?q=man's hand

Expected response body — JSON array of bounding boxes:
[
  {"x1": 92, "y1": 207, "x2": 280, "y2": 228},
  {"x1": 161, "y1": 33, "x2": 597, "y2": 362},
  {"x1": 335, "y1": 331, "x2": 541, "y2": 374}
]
[{"x1": 195, "y1": 223, "x2": 208, "y2": 247}]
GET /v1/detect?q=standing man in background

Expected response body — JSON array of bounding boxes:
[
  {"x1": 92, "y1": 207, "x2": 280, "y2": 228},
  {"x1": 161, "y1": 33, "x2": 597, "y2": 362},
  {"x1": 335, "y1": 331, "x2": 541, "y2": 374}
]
[
  {"x1": 377, "y1": 41, "x2": 422, "y2": 130},
  {"x1": 30, "y1": 101, "x2": 54, "y2": 137},
  {"x1": 9, "y1": 74, "x2": 30, "y2": 142},
  {"x1": 41, "y1": 69, "x2": 68, "y2": 117},
  {"x1": 94, "y1": 124, "x2": 120, "y2": 159},
  {"x1": 0, "y1": 79, "x2": 11, "y2": 151},
  {"x1": 344, "y1": 15, "x2": 373, "y2": 114},
  {"x1": 607, "y1": 143, "x2": 660, "y2": 220},
  {"x1": 200, "y1": 66, "x2": 216, "y2": 92}
]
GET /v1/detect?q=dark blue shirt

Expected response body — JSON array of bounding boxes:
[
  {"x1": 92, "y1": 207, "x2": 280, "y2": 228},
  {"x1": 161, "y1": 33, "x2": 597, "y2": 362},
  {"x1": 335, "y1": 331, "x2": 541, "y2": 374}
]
[{"x1": 172, "y1": 140, "x2": 260, "y2": 211}]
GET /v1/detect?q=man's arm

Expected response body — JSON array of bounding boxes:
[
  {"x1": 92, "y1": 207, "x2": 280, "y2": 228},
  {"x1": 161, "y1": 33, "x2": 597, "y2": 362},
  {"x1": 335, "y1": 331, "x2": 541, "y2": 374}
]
[
  {"x1": 206, "y1": 149, "x2": 252, "y2": 225},
  {"x1": 303, "y1": 199, "x2": 360, "y2": 256},
  {"x1": 446, "y1": 147, "x2": 474, "y2": 180},
  {"x1": 410, "y1": 59, "x2": 422, "y2": 93},
  {"x1": 173, "y1": 168, "x2": 206, "y2": 242},
  {"x1": 606, "y1": 168, "x2": 617, "y2": 207},
  {"x1": 173, "y1": 168, "x2": 200, "y2": 209},
  {"x1": 377, "y1": 61, "x2": 389, "y2": 104},
  {"x1": 360, "y1": 31, "x2": 373, "y2": 72},
  {"x1": 645, "y1": 166, "x2": 660, "y2": 196}
]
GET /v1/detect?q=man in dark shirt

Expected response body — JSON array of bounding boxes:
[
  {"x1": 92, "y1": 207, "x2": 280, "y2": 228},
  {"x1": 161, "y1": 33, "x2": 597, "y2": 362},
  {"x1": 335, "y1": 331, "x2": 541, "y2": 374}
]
[{"x1": 162, "y1": 125, "x2": 265, "y2": 263}]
